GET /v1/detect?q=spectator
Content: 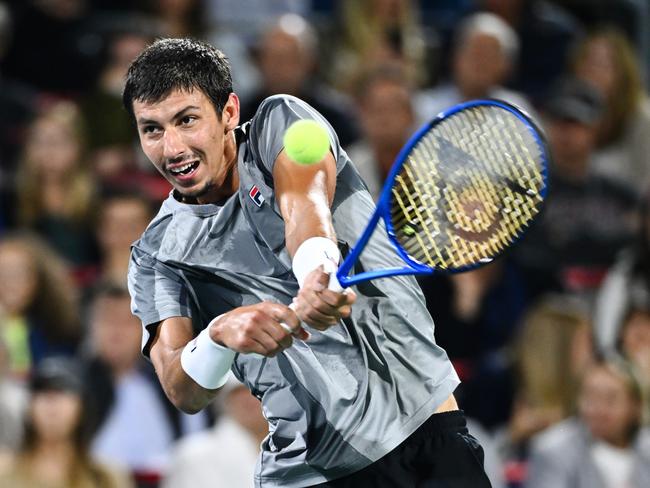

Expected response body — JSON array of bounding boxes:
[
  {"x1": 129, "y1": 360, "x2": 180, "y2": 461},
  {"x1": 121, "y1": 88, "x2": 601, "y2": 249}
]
[
  {"x1": 0, "y1": 357, "x2": 133, "y2": 488},
  {"x1": 346, "y1": 63, "x2": 416, "y2": 200},
  {"x1": 330, "y1": 0, "x2": 427, "y2": 92},
  {"x1": 203, "y1": 0, "x2": 311, "y2": 101},
  {"x1": 0, "y1": 233, "x2": 81, "y2": 380},
  {"x1": 95, "y1": 189, "x2": 154, "y2": 288},
  {"x1": 571, "y1": 28, "x2": 650, "y2": 194},
  {"x1": 513, "y1": 77, "x2": 638, "y2": 299},
  {"x1": 162, "y1": 376, "x2": 265, "y2": 488},
  {"x1": 15, "y1": 101, "x2": 99, "y2": 275},
  {"x1": 240, "y1": 13, "x2": 360, "y2": 147},
  {"x1": 526, "y1": 356, "x2": 650, "y2": 488},
  {"x1": 415, "y1": 12, "x2": 534, "y2": 123},
  {"x1": 480, "y1": 0, "x2": 582, "y2": 103},
  {"x1": 85, "y1": 284, "x2": 208, "y2": 485},
  {"x1": 495, "y1": 294, "x2": 593, "y2": 486}
]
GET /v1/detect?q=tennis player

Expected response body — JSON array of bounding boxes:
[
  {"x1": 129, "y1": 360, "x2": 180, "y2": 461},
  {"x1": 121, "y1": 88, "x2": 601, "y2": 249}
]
[{"x1": 125, "y1": 38, "x2": 490, "y2": 487}]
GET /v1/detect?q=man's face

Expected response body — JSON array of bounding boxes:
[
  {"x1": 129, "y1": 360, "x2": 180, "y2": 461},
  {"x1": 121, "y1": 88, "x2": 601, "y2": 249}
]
[{"x1": 133, "y1": 88, "x2": 239, "y2": 203}]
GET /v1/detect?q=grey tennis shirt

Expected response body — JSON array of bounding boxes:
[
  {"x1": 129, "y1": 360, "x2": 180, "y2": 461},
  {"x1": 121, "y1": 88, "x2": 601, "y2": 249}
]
[{"x1": 128, "y1": 95, "x2": 459, "y2": 487}]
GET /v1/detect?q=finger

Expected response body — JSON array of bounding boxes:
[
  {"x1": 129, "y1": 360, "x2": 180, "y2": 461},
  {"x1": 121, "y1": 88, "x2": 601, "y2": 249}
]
[
  {"x1": 264, "y1": 302, "x2": 301, "y2": 331},
  {"x1": 293, "y1": 296, "x2": 339, "y2": 330},
  {"x1": 237, "y1": 335, "x2": 275, "y2": 356},
  {"x1": 300, "y1": 289, "x2": 347, "y2": 319},
  {"x1": 249, "y1": 332, "x2": 283, "y2": 357},
  {"x1": 264, "y1": 322, "x2": 293, "y2": 349},
  {"x1": 343, "y1": 288, "x2": 357, "y2": 305},
  {"x1": 338, "y1": 304, "x2": 352, "y2": 319},
  {"x1": 304, "y1": 272, "x2": 356, "y2": 309}
]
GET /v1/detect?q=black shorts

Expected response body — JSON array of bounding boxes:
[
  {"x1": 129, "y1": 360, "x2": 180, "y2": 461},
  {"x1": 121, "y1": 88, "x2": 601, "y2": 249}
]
[{"x1": 312, "y1": 410, "x2": 492, "y2": 488}]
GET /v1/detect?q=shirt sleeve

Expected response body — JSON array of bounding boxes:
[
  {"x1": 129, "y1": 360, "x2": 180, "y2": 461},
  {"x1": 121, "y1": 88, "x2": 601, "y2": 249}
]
[
  {"x1": 128, "y1": 247, "x2": 193, "y2": 357},
  {"x1": 248, "y1": 94, "x2": 347, "y2": 176}
]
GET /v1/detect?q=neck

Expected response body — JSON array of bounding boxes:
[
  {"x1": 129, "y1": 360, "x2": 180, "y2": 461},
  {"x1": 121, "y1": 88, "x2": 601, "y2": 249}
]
[{"x1": 34, "y1": 439, "x2": 74, "y2": 460}]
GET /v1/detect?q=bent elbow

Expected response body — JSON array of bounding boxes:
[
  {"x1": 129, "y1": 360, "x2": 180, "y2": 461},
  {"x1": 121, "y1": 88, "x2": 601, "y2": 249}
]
[
  {"x1": 165, "y1": 383, "x2": 210, "y2": 414},
  {"x1": 167, "y1": 389, "x2": 203, "y2": 414}
]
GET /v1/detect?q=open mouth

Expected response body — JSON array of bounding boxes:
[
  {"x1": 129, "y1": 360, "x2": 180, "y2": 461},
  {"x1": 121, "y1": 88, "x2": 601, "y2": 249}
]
[{"x1": 169, "y1": 160, "x2": 199, "y2": 178}]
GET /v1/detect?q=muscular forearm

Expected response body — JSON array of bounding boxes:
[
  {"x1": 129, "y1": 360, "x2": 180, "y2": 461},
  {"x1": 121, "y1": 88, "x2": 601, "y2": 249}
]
[
  {"x1": 155, "y1": 345, "x2": 219, "y2": 414},
  {"x1": 274, "y1": 151, "x2": 337, "y2": 257},
  {"x1": 284, "y1": 191, "x2": 336, "y2": 257}
]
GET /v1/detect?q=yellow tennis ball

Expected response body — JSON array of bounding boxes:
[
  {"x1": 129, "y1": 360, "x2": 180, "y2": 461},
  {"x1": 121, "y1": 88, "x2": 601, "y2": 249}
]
[{"x1": 283, "y1": 119, "x2": 330, "y2": 165}]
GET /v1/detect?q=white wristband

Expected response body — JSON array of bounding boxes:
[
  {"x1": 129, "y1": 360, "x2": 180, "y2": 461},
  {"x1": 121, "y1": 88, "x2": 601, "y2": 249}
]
[
  {"x1": 180, "y1": 316, "x2": 236, "y2": 390},
  {"x1": 292, "y1": 237, "x2": 341, "y2": 288}
]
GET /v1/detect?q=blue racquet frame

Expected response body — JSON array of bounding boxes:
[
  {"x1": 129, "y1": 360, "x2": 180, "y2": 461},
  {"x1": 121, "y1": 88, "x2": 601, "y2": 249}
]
[{"x1": 335, "y1": 99, "x2": 550, "y2": 288}]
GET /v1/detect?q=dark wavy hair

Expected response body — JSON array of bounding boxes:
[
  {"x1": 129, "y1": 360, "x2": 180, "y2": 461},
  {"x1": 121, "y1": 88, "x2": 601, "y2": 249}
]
[{"x1": 123, "y1": 37, "x2": 233, "y2": 120}]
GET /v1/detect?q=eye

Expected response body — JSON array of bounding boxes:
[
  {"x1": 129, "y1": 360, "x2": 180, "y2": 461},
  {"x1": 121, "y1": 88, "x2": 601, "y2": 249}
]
[
  {"x1": 180, "y1": 115, "x2": 197, "y2": 125},
  {"x1": 142, "y1": 125, "x2": 161, "y2": 135}
]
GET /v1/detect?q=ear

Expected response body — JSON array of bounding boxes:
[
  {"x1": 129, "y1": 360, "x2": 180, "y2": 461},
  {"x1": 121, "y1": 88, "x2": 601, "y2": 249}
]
[{"x1": 222, "y1": 93, "x2": 240, "y2": 132}]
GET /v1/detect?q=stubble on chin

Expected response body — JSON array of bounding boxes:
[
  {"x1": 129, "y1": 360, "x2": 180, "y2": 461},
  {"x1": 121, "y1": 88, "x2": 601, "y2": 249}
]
[{"x1": 177, "y1": 179, "x2": 217, "y2": 202}]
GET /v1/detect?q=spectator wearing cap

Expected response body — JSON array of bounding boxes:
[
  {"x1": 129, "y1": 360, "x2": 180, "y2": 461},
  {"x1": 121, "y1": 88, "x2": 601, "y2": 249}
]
[
  {"x1": 0, "y1": 357, "x2": 133, "y2": 488},
  {"x1": 512, "y1": 77, "x2": 639, "y2": 300}
]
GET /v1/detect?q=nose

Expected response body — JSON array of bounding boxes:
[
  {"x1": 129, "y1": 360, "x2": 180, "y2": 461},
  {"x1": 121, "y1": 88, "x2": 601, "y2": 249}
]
[{"x1": 162, "y1": 128, "x2": 186, "y2": 162}]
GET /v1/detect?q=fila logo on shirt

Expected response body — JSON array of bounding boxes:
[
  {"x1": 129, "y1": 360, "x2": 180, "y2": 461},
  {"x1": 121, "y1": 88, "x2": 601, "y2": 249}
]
[{"x1": 249, "y1": 185, "x2": 265, "y2": 207}]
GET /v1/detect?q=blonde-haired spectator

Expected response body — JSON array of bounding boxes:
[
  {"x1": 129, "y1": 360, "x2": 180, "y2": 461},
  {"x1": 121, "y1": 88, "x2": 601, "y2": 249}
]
[
  {"x1": 571, "y1": 28, "x2": 650, "y2": 194},
  {"x1": 527, "y1": 356, "x2": 650, "y2": 488},
  {"x1": 15, "y1": 100, "x2": 99, "y2": 274},
  {"x1": 495, "y1": 295, "x2": 594, "y2": 486}
]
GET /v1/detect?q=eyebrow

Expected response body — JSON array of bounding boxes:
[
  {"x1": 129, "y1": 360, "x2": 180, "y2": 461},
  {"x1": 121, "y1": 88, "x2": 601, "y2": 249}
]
[{"x1": 137, "y1": 105, "x2": 201, "y2": 126}]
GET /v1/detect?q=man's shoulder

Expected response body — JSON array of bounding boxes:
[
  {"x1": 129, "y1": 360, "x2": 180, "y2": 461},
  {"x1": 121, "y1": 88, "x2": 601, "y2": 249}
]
[{"x1": 251, "y1": 94, "x2": 315, "y2": 123}]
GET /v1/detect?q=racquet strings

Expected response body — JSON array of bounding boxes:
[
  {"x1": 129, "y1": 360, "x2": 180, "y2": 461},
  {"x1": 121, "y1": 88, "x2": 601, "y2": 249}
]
[{"x1": 390, "y1": 105, "x2": 546, "y2": 270}]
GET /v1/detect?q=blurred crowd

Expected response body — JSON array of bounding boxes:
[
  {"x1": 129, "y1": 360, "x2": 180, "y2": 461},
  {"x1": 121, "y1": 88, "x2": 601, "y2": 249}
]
[{"x1": 1, "y1": 0, "x2": 650, "y2": 487}]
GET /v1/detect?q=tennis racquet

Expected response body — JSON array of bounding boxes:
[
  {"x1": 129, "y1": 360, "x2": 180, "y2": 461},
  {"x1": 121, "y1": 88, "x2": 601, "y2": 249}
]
[{"x1": 327, "y1": 99, "x2": 549, "y2": 291}]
